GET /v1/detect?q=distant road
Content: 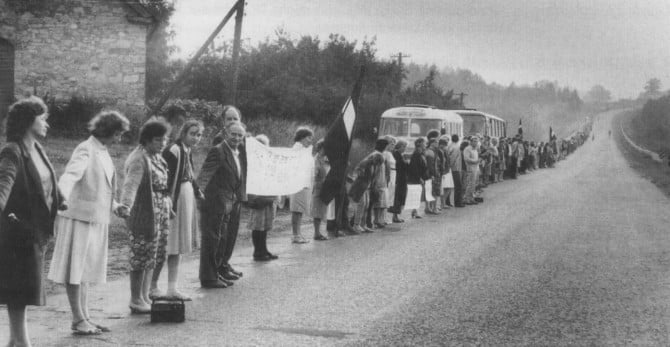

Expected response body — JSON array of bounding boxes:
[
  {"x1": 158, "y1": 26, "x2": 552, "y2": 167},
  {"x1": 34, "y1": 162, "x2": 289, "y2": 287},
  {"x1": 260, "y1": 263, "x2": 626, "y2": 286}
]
[{"x1": 10, "y1": 109, "x2": 670, "y2": 346}]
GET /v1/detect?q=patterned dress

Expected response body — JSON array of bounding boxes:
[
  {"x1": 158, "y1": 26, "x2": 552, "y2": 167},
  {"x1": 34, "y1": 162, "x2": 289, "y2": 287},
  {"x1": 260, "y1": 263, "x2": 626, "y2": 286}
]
[{"x1": 129, "y1": 153, "x2": 171, "y2": 271}]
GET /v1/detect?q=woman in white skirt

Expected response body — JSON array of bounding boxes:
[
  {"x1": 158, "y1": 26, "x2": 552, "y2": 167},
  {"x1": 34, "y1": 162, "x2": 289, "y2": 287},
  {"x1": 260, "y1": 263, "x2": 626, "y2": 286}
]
[
  {"x1": 151, "y1": 120, "x2": 204, "y2": 300},
  {"x1": 290, "y1": 127, "x2": 314, "y2": 244},
  {"x1": 381, "y1": 136, "x2": 396, "y2": 224},
  {"x1": 439, "y1": 136, "x2": 454, "y2": 208},
  {"x1": 48, "y1": 111, "x2": 129, "y2": 335}
]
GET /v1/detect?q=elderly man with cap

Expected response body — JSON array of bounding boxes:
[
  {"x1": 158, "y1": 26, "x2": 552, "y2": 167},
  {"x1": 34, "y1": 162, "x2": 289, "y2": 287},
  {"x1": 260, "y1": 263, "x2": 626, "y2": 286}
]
[{"x1": 462, "y1": 135, "x2": 480, "y2": 205}]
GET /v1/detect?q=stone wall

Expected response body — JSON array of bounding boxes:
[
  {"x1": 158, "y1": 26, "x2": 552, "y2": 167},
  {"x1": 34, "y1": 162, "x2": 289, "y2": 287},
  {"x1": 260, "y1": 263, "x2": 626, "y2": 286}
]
[{"x1": 0, "y1": 0, "x2": 150, "y2": 112}]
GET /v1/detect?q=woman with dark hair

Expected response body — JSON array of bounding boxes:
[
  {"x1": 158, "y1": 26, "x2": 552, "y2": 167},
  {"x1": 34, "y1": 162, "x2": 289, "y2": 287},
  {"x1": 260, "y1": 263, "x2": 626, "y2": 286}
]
[
  {"x1": 148, "y1": 120, "x2": 204, "y2": 301},
  {"x1": 48, "y1": 111, "x2": 129, "y2": 335},
  {"x1": 407, "y1": 137, "x2": 429, "y2": 218},
  {"x1": 389, "y1": 139, "x2": 408, "y2": 223},
  {"x1": 0, "y1": 96, "x2": 64, "y2": 346},
  {"x1": 117, "y1": 119, "x2": 172, "y2": 314},
  {"x1": 289, "y1": 127, "x2": 314, "y2": 244}
]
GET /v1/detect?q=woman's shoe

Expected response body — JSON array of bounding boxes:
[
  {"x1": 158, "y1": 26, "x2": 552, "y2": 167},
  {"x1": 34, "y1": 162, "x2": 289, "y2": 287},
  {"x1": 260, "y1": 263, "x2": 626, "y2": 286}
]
[
  {"x1": 148, "y1": 287, "x2": 166, "y2": 300},
  {"x1": 313, "y1": 234, "x2": 328, "y2": 241},
  {"x1": 392, "y1": 217, "x2": 405, "y2": 223},
  {"x1": 128, "y1": 303, "x2": 151, "y2": 315},
  {"x1": 253, "y1": 254, "x2": 273, "y2": 261},
  {"x1": 166, "y1": 290, "x2": 192, "y2": 301},
  {"x1": 374, "y1": 223, "x2": 386, "y2": 229},
  {"x1": 86, "y1": 320, "x2": 111, "y2": 332},
  {"x1": 71, "y1": 319, "x2": 102, "y2": 335},
  {"x1": 292, "y1": 235, "x2": 309, "y2": 244}
]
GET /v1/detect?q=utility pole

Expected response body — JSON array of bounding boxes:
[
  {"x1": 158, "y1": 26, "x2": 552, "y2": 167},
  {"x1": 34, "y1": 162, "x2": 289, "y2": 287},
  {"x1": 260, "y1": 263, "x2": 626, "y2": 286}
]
[
  {"x1": 229, "y1": 0, "x2": 245, "y2": 105},
  {"x1": 390, "y1": 52, "x2": 411, "y2": 67},
  {"x1": 456, "y1": 92, "x2": 468, "y2": 107}
]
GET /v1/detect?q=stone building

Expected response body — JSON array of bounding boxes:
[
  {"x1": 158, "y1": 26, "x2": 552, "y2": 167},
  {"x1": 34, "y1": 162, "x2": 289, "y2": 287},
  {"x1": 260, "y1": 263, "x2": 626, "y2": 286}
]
[{"x1": 0, "y1": 0, "x2": 160, "y2": 120}]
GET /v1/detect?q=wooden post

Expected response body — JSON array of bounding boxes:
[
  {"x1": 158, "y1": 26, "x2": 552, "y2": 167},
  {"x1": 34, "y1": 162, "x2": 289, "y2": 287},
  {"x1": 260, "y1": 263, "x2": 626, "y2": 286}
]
[
  {"x1": 229, "y1": 0, "x2": 245, "y2": 104},
  {"x1": 149, "y1": 0, "x2": 241, "y2": 117}
]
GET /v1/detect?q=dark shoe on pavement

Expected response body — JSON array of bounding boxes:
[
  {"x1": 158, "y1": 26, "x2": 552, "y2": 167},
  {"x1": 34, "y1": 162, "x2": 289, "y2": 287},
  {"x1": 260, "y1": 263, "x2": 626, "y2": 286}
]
[
  {"x1": 253, "y1": 254, "x2": 273, "y2": 262},
  {"x1": 219, "y1": 271, "x2": 239, "y2": 281},
  {"x1": 455, "y1": 204, "x2": 465, "y2": 208},
  {"x1": 216, "y1": 275, "x2": 235, "y2": 286},
  {"x1": 314, "y1": 233, "x2": 328, "y2": 241},
  {"x1": 265, "y1": 252, "x2": 279, "y2": 260},
  {"x1": 228, "y1": 267, "x2": 243, "y2": 277},
  {"x1": 374, "y1": 223, "x2": 386, "y2": 229}
]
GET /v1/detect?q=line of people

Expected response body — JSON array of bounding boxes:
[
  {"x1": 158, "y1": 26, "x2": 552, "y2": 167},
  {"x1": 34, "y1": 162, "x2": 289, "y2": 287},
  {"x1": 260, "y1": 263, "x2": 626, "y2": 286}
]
[{"x1": 0, "y1": 96, "x2": 590, "y2": 346}]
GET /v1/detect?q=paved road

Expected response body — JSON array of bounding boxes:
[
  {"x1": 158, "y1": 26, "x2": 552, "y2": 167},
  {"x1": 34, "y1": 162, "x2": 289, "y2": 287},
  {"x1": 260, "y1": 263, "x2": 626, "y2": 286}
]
[{"x1": 4, "y1": 109, "x2": 670, "y2": 346}]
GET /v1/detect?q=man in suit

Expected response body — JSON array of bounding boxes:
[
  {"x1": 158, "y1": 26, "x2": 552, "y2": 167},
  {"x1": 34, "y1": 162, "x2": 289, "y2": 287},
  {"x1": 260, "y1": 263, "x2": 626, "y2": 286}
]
[
  {"x1": 446, "y1": 134, "x2": 464, "y2": 207},
  {"x1": 463, "y1": 136, "x2": 480, "y2": 205},
  {"x1": 197, "y1": 122, "x2": 247, "y2": 288}
]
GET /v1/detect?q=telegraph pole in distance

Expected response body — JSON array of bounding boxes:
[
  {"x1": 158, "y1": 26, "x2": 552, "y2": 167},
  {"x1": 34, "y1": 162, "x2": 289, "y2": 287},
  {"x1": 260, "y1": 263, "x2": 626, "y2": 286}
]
[
  {"x1": 229, "y1": 0, "x2": 245, "y2": 105},
  {"x1": 390, "y1": 52, "x2": 411, "y2": 67}
]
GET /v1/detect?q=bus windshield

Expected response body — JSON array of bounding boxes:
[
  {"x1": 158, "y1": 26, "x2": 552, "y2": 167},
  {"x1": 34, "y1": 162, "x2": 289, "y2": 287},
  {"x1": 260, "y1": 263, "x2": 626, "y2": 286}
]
[
  {"x1": 410, "y1": 119, "x2": 442, "y2": 136},
  {"x1": 380, "y1": 118, "x2": 410, "y2": 137},
  {"x1": 459, "y1": 114, "x2": 486, "y2": 136}
]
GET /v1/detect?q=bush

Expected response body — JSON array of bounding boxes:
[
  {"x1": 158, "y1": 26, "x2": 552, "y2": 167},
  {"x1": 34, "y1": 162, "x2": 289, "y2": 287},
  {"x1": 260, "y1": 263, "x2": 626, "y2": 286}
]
[{"x1": 46, "y1": 95, "x2": 106, "y2": 138}]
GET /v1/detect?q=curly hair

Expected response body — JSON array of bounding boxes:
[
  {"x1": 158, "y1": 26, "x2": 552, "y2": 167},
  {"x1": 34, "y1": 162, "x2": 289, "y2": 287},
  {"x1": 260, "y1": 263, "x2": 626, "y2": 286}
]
[
  {"x1": 293, "y1": 126, "x2": 313, "y2": 143},
  {"x1": 139, "y1": 118, "x2": 171, "y2": 146},
  {"x1": 89, "y1": 110, "x2": 130, "y2": 138},
  {"x1": 177, "y1": 119, "x2": 204, "y2": 141},
  {"x1": 5, "y1": 96, "x2": 47, "y2": 143}
]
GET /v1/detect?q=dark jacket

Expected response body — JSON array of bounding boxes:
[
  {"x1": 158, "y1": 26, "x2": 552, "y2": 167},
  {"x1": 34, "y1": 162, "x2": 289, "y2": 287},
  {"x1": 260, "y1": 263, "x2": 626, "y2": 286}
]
[
  {"x1": 197, "y1": 141, "x2": 247, "y2": 216},
  {"x1": 0, "y1": 142, "x2": 61, "y2": 248},
  {"x1": 163, "y1": 141, "x2": 201, "y2": 213},
  {"x1": 407, "y1": 151, "x2": 429, "y2": 184},
  {"x1": 392, "y1": 150, "x2": 408, "y2": 209},
  {"x1": 348, "y1": 156, "x2": 377, "y2": 203}
]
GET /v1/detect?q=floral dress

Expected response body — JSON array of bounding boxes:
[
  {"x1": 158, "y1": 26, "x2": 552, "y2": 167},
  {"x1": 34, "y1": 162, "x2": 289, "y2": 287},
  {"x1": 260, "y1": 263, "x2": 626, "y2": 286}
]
[{"x1": 129, "y1": 153, "x2": 171, "y2": 270}]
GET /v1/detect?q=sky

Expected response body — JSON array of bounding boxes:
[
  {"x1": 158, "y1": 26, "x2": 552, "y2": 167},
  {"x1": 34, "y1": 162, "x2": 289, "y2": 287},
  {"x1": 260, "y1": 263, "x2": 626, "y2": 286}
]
[{"x1": 170, "y1": 0, "x2": 670, "y2": 99}]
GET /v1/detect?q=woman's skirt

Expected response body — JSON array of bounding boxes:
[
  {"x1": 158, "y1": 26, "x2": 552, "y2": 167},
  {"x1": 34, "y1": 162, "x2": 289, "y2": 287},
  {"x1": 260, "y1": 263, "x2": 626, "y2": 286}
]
[
  {"x1": 167, "y1": 182, "x2": 197, "y2": 255},
  {"x1": 441, "y1": 172, "x2": 454, "y2": 189},
  {"x1": 48, "y1": 216, "x2": 109, "y2": 284},
  {"x1": 386, "y1": 170, "x2": 397, "y2": 208},
  {"x1": 248, "y1": 204, "x2": 277, "y2": 231},
  {"x1": 290, "y1": 187, "x2": 312, "y2": 214},
  {"x1": 373, "y1": 187, "x2": 389, "y2": 208},
  {"x1": 311, "y1": 192, "x2": 329, "y2": 220}
]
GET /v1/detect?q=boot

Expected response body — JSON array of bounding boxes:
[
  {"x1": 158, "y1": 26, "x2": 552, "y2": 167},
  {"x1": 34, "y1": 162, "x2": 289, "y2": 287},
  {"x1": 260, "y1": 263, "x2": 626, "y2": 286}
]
[
  {"x1": 252, "y1": 230, "x2": 262, "y2": 258},
  {"x1": 261, "y1": 230, "x2": 278, "y2": 260}
]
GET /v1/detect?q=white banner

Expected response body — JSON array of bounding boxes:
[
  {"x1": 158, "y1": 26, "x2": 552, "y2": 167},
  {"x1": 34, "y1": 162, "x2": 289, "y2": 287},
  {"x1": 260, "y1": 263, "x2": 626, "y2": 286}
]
[
  {"x1": 246, "y1": 137, "x2": 314, "y2": 196},
  {"x1": 405, "y1": 184, "x2": 423, "y2": 210}
]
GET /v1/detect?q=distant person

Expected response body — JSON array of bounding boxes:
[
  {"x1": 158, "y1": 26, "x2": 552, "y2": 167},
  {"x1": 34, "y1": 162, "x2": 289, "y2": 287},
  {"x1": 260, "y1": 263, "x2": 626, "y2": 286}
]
[
  {"x1": 424, "y1": 138, "x2": 440, "y2": 214},
  {"x1": 407, "y1": 138, "x2": 429, "y2": 218},
  {"x1": 0, "y1": 97, "x2": 64, "y2": 346},
  {"x1": 463, "y1": 136, "x2": 480, "y2": 205},
  {"x1": 311, "y1": 139, "x2": 330, "y2": 241},
  {"x1": 349, "y1": 153, "x2": 384, "y2": 233},
  {"x1": 212, "y1": 105, "x2": 242, "y2": 146},
  {"x1": 247, "y1": 134, "x2": 280, "y2": 261},
  {"x1": 48, "y1": 111, "x2": 129, "y2": 334},
  {"x1": 438, "y1": 136, "x2": 453, "y2": 208},
  {"x1": 389, "y1": 139, "x2": 408, "y2": 222},
  {"x1": 447, "y1": 134, "x2": 464, "y2": 207},
  {"x1": 381, "y1": 135, "x2": 397, "y2": 224},
  {"x1": 289, "y1": 127, "x2": 314, "y2": 244}
]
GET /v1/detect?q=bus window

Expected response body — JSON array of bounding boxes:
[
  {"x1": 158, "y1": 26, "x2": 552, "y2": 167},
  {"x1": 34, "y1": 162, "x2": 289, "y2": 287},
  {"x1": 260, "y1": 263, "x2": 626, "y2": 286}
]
[
  {"x1": 380, "y1": 118, "x2": 410, "y2": 137},
  {"x1": 410, "y1": 119, "x2": 442, "y2": 136}
]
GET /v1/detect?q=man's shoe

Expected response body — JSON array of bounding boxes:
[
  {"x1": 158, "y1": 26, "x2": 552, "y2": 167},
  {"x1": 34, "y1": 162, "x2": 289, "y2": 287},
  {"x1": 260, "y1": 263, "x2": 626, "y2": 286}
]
[
  {"x1": 228, "y1": 267, "x2": 243, "y2": 277},
  {"x1": 216, "y1": 274, "x2": 235, "y2": 286},
  {"x1": 253, "y1": 254, "x2": 273, "y2": 262},
  {"x1": 455, "y1": 204, "x2": 465, "y2": 208},
  {"x1": 219, "y1": 271, "x2": 239, "y2": 281},
  {"x1": 265, "y1": 252, "x2": 279, "y2": 260},
  {"x1": 201, "y1": 280, "x2": 228, "y2": 289}
]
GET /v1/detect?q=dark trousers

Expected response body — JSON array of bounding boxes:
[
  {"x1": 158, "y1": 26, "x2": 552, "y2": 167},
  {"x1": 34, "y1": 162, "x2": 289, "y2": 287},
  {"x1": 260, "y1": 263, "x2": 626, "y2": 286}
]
[
  {"x1": 199, "y1": 201, "x2": 241, "y2": 282},
  {"x1": 452, "y1": 170, "x2": 463, "y2": 206}
]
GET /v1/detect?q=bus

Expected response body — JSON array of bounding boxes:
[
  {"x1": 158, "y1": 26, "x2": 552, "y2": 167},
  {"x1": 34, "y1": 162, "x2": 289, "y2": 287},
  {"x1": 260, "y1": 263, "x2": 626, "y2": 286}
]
[
  {"x1": 454, "y1": 110, "x2": 507, "y2": 139},
  {"x1": 379, "y1": 105, "x2": 463, "y2": 155}
]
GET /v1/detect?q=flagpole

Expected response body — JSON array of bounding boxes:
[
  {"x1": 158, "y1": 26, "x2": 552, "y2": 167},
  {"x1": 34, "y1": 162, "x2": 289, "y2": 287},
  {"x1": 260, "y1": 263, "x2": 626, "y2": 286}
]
[{"x1": 334, "y1": 67, "x2": 365, "y2": 233}]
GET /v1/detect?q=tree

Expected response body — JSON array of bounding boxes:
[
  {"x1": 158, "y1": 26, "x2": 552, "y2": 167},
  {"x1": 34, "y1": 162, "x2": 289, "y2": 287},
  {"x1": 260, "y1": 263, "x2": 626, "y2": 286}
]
[
  {"x1": 641, "y1": 78, "x2": 662, "y2": 99},
  {"x1": 584, "y1": 85, "x2": 611, "y2": 104}
]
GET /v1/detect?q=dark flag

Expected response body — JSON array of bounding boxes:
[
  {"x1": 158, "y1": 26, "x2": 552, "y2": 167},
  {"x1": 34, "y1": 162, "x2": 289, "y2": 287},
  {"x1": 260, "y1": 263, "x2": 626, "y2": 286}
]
[
  {"x1": 319, "y1": 66, "x2": 365, "y2": 204},
  {"x1": 518, "y1": 118, "x2": 523, "y2": 137}
]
